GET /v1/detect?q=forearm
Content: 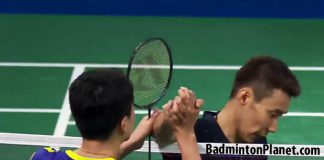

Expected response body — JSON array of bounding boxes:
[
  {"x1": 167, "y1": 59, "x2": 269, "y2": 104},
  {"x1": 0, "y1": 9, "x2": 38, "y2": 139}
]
[
  {"x1": 120, "y1": 111, "x2": 161, "y2": 159},
  {"x1": 119, "y1": 139, "x2": 133, "y2": 159},
  {"x1": 119, "y1": 135, "x2": 144, "y2": 159},
  {"x1": 153, "y1": 111, "x2": 176, "y2": 148},
  {"x1": 175, "y1": 131, "x2": 201, "y2": 160}
]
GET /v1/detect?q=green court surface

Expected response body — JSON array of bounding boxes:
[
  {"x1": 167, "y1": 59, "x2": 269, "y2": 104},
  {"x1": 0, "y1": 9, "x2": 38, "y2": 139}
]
[{"x1": 0, "y1": 14, "x2": 324, "y2": 159}]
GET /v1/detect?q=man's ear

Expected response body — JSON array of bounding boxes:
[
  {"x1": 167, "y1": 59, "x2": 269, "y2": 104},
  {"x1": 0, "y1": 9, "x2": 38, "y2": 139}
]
[
  {"x1": 120, "y1": 116, "x2": 130, "y2": 134},
  {"x1": 236, "y1": 87, "x2": 254, "y2": 106}
]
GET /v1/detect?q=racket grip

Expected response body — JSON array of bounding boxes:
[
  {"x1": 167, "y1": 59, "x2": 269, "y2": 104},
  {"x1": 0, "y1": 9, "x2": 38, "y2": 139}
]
[{"x1": 148, "y1": 107, "x2": 151, "y2": 160}]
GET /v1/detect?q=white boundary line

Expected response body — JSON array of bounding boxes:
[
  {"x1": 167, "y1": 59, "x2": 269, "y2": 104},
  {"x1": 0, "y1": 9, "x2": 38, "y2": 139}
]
[
  {"x1": 53, "y1": 66, "x2": 85, "y2": 136},
  {"x1": 0, "y1": 107, "x2": 323, "y2": 126},
  {"x1": 66, "y1": 110, "x2": 324, "y2": 126},
  {"x1": 1, "y1": 108, "x2": 324, "y2": 117},
  {"x1": 2, "y1": 108, "x2": 323, "y2": 117},
  {"x1": 1, "y1": 62, "x2": 324, "y2": 71},
  {"x1": 0, "y1": 62, "x2": 126, "y2": 68},
  {"x1": 285, "y1": 112, "x2": 324, "y2": 117},
  {"x1": 0, "y1": 108, "x2": 61, "y2": 113}
]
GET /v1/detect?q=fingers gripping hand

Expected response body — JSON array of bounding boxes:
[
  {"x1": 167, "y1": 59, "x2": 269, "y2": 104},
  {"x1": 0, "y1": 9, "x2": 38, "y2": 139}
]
[{"x1": 164, "y1": 87, "x2": 204, "y2": 133}]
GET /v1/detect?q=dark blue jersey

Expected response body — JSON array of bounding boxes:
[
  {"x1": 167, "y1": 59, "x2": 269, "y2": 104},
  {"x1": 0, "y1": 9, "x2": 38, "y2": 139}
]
[{"x1": 162, "y1": 111, "x2": 268, "y2": 160}]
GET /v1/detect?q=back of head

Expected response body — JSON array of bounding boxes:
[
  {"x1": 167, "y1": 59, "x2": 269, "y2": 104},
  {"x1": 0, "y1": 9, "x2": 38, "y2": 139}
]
[
  {"x1": 230, "y1": 56, "x2": 301, "y2": 102},
  {"x1": 69, "y1": 69, "x2": 133, "y2": 141}
]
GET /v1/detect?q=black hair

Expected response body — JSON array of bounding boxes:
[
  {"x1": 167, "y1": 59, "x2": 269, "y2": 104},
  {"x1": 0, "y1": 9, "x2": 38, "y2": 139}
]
[
  {"x1": 69, "y1": 69, "x2": 133, "y2": 140},
  {"x1": 230, "y1": 56, "x2": 300, "y2": 101}
]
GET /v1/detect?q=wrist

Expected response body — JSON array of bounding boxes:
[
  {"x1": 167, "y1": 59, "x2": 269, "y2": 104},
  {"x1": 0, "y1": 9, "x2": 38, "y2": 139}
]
[{"x1": 175, "y1": 129, "x2": 196, "y2": 140}]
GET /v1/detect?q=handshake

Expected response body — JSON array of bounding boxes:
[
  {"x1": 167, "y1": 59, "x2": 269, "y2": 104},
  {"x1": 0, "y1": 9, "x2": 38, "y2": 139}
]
[
  {"x1": 153, "y1": 87, "x2": 204, "y2": 160},
  {"x1": 161, "y1": 87, "x2": 204, "y2": 139}
]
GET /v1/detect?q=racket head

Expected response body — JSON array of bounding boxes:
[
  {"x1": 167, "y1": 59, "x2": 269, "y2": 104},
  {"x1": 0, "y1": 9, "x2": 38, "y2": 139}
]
[{"x1": 127, "y1": 38, "x2": 173, "y2": 109}]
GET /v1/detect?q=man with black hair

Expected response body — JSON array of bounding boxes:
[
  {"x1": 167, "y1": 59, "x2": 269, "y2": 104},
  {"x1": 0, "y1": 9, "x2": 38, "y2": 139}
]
[
  {"x1": 31, "y1": 69, "x2": 202, "y2": 160},
  {"x1": 154, "y1": 56, "x2": 301, "y2": 159}
]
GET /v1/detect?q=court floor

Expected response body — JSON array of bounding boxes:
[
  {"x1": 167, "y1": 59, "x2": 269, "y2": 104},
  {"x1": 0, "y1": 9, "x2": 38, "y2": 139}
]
[
  {"x1": 0, "y1": 62, "x2": 324, "y2": 159},
  {"x1": 0, "y1": 14, "x2": 324, "y2": 159}
]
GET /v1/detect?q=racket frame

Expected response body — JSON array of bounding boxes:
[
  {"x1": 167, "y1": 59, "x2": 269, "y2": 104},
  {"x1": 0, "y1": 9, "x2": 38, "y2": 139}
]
[{"x1": 126, "y1": 38, "x2": 173, "y2": 109}]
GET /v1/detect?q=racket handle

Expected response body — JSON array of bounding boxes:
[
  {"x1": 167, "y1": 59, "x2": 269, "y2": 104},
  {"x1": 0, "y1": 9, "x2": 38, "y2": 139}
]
[{"x1": 148, "y1": 107, "x2": 151, "y2": 160}]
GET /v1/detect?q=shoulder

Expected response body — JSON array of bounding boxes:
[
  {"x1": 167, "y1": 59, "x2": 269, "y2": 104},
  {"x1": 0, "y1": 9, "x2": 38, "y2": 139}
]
[
  {"x1": 31, "y1": 147, "x2": 70, "y2": 160},
  {"x1": 195, "y1": 111, "x2": 218, "y2": 129},
  {"x1": 194, "y1": 111, "x2": 222, "y2": 142}
]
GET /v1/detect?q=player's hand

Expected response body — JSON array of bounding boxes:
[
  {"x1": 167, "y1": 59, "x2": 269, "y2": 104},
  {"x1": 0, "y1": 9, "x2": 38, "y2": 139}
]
[
  {"x1": 132, "y1": 110, "x2": 160, "y2": 148},
  {"x1": 120, "y1": 110, "x2": 160, "y2": 157},
  {"x1": 164, "y1": 87, "x2": 204, "y2": 134}
]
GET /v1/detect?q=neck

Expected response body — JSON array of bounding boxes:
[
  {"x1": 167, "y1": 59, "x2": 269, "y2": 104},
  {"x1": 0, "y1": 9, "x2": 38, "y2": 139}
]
[
  {"x1": 75, "y1": 138, "x2": 121, "y2": 159},
  {"x1": 217, "y1": 100, "x2": 239, "y2": 143}
]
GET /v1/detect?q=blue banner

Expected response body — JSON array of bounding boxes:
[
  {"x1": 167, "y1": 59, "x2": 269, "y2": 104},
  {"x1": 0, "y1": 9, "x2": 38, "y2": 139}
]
[{"x1": 0, "y1": 0, "x2": 323, "y2": 18}]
